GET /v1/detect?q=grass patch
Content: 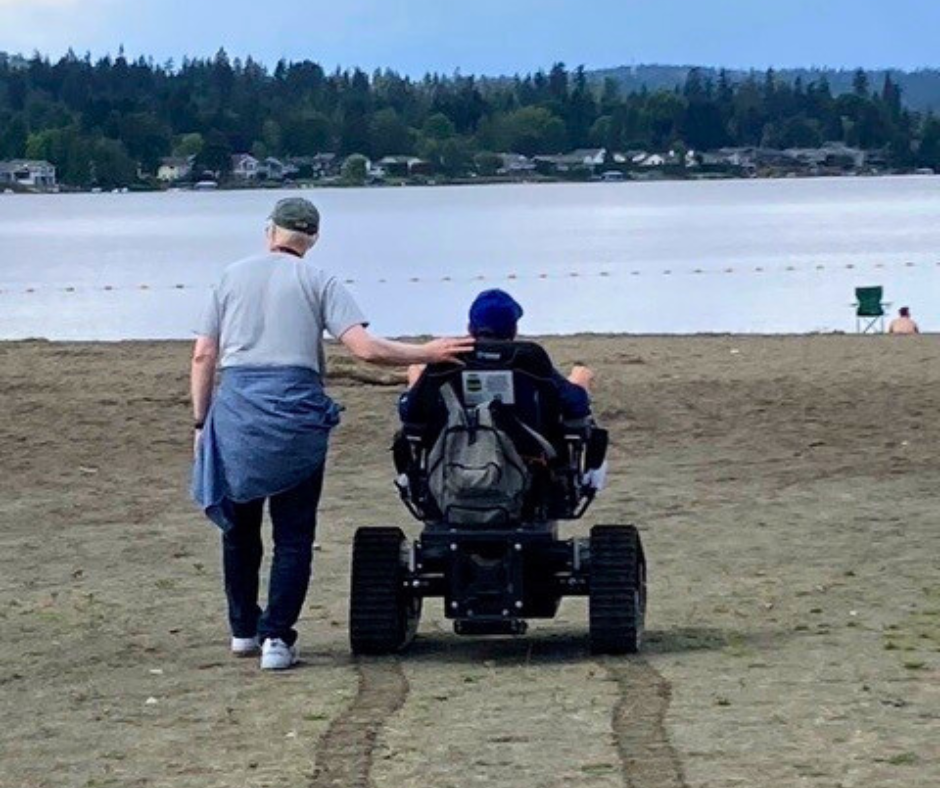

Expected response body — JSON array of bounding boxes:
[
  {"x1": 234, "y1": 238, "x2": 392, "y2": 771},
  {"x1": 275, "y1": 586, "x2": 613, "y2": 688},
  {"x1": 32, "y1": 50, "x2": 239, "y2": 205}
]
[
  {"x1": 580, "y1": 763, "x2": 617, "y2": 775},
  {"x1": 723, "y1": 631, "x2": 757, "y2": 658},
  {"x1": 882, "y1": 587, "x2": 940, "y2": 667}
]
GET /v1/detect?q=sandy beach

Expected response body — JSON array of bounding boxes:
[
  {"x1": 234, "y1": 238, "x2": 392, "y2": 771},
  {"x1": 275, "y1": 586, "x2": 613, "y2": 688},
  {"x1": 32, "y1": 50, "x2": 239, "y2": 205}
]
[{"x1": 1, "y1": 334, "x2": 937, "y2": 788}]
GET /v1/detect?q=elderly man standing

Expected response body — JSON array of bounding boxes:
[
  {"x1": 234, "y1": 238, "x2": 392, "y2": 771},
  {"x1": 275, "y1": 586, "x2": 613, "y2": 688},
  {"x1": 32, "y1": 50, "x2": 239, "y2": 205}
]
[{"x1": 192, "y1": 197, "x2": 472, "y2": 670}]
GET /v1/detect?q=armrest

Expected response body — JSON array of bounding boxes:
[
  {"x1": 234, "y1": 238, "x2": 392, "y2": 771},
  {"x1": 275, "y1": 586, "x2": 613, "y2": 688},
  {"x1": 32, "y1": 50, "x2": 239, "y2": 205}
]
[
  {"x1": 392, "y1": 429, "x2": 422, "y2": 473},
  {"x1": 585, "y1": 428, "x2": 609, "y2": 471},
  {"x1": 562, "y1": 416, "x2": 593, "y2": 432},
  {"x1": 401, "y1": 421, "x2": 429, "y2": 437}
]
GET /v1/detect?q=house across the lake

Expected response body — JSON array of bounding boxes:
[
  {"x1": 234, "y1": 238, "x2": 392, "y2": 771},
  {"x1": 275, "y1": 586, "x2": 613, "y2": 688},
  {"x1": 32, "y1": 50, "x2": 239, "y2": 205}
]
[
  {"x1": 497, "y1": 153, "x2": 536, "y2": 175},
  {"x1": 534, "y1": 148, "x2": 608, "y2": 174},
  {"x1": 157, "y1": 156, "x2": 194, "y2": 182},
  {"x1": 0, "y1": 159, "x2": 57, "y2": 188},
  {"x1": 230, "y1": 153, "x2": 260, "y2": 180},
  {"x1": 257, "y1": 157, "x2": 295, "y2": 180},
  {"x1": 376, "y1": 156, "x2": 432, "y2": 177},
  {"x1": 284, "y1": 153, "x2": 340, "y2": 179},
  {"x1": 637, "y1": 153, "x2": 667, "y2": 168}
]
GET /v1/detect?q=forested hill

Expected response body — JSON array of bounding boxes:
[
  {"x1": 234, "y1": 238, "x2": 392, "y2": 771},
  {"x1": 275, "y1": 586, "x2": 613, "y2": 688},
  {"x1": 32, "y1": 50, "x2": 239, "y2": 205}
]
[
  {"x1": 1, "y1": 50, "x2": 939, "y2": 187},
  {"x1": 589, "y1": 65, "x2": 940, "y2": 113}
]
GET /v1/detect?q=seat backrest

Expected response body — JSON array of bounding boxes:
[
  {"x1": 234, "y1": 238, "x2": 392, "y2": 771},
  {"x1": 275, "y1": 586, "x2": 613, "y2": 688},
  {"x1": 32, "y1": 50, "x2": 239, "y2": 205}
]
[
  {"x1": 404, "y1": 341, "x2": 564, "y2": 445},
  {"x1": 855, "y1": 286, "x2": 884, "y2": 317}
]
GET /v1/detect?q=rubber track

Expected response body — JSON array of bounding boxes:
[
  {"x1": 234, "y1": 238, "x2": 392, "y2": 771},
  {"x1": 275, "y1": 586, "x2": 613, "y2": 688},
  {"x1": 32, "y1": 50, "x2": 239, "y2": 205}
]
[
  {"x1": 590, "y1": 525, "x2": 642, "y2": 654},
  {"x1": 350, "y1": 528, "x2": 406, "y2": 654}
]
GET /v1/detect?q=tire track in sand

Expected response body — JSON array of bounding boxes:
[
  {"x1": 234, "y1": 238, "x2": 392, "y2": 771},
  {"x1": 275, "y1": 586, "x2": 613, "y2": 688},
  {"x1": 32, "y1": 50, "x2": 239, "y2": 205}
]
[
  {"x1": 604, "y1": 659, "x2": 688, "y2": 788},
  {"x1": 310, "y1": 658, "x2": 409, "y2": 788}
]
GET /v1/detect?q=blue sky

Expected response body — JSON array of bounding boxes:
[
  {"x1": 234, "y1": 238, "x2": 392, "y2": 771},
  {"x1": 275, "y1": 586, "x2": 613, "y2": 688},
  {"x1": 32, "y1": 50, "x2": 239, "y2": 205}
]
[{"x1": 0, "y1": 0, "x2": 936, "y2": 74}]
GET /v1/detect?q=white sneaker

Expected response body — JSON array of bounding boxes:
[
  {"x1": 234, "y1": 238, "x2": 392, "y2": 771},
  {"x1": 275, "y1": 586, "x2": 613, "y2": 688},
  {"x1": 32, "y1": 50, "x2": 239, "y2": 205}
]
[
  {"x1": 231, "y1": 636, "x2": 261, "y2": 658},
  {"x1": 260, "y1": 638, "x2": 299, "y2": 671}
]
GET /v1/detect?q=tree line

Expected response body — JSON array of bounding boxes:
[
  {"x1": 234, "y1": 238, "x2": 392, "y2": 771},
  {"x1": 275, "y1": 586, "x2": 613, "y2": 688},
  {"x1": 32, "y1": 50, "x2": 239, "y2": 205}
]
[{"x1": 1, "y1": 50, "x2": 939, "y2": 187}]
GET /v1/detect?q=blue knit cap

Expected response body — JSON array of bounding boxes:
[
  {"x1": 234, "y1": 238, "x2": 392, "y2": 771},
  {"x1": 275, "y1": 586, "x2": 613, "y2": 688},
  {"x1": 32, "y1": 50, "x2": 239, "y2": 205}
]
[{"x1": 469, "y1": 289, "x2": 524, "y2": 339}]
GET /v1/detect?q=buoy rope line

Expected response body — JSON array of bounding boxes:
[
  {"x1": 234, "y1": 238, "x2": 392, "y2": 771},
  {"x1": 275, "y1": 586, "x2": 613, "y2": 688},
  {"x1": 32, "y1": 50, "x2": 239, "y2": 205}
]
[{"x1": 0, "y1": 259, "x2": 934, "y2": 296}]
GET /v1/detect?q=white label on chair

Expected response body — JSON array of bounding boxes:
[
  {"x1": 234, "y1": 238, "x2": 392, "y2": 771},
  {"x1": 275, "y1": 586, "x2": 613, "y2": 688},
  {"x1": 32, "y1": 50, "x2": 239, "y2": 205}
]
[{"x1": 462, "y1": 371, "x2": 515, "y2": 406}]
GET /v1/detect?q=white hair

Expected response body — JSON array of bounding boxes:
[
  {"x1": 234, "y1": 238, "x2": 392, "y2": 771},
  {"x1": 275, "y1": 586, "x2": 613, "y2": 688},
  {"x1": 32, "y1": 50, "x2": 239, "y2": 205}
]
[{"x1": 268, "y1": 223, "x2": 317, "y2": 253}]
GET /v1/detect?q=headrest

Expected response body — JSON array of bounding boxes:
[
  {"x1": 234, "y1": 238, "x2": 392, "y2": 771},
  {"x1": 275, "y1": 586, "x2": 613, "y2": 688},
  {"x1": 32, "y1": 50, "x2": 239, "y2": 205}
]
[{"x1": 424, "y1": 341, "x2": 554, "y2": 380}]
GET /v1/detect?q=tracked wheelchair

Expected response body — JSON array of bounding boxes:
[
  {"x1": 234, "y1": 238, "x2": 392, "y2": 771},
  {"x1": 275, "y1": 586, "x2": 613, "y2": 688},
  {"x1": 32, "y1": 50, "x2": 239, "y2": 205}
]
[{"x1": 348, "y1": 341, "x2": 646, "y2": 655}]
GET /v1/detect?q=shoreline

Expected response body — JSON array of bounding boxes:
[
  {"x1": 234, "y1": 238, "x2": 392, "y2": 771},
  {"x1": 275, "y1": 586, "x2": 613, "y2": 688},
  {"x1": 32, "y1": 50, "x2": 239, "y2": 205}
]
[
  {"x1": 3, "y1": 169, "x2": 937, "y2": 197},
  {"x1": 2, "y1": 331, "x2": 931, "y2": 346}
]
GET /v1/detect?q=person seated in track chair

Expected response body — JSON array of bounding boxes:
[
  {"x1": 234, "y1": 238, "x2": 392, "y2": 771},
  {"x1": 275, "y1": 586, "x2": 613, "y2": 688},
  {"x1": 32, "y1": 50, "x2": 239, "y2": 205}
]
[{"x1": 395, "y1": 289, "x2": 607, "y2": 524}]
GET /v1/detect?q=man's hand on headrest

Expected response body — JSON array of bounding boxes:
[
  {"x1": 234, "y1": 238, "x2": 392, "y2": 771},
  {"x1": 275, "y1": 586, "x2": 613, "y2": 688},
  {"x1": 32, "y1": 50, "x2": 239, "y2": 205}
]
[{"x1": 423, "y1": 336, "x2": 476, "y2": 365}]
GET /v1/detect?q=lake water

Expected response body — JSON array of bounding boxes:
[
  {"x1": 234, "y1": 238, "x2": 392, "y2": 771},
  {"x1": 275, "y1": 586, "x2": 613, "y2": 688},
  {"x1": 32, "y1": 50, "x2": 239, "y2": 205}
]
[{"x1": 1, "y1": 177, "x2": 938, "y2": 339}]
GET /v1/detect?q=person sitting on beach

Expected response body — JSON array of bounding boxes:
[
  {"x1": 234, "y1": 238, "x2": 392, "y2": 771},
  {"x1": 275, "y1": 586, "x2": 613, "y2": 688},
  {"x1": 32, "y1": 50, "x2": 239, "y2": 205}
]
[
  {"x1": 888, "y1": 307, "x2": 920, "y2": 335},
  {"x1": 191, "y1": 197, "x2": 473, "y2": 671},
  {"x1": 399, "y1": 288, "x2": 595, "y2": 425}
]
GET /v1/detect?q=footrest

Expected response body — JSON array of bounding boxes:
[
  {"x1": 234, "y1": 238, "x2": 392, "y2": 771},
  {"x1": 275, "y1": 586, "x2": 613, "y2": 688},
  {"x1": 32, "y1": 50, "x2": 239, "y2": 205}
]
[{"x1": 454, "y1": 618, "x2": 528, "y2": 636}]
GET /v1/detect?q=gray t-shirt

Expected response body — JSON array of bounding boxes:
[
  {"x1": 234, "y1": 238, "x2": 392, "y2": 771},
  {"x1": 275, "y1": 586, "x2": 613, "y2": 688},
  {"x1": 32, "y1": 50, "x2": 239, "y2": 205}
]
[{"x1": 199, "y1": 251, "x2": 367, "y2": 374}]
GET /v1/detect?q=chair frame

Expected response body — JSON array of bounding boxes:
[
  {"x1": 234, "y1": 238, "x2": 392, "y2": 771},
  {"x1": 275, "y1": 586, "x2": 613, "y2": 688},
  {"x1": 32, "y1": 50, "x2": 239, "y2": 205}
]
[
  {"x1": 852, "y1": 287, "x2": 891, "y2": 334},
  {"x1": 856, "y1": 313, "x2": 889, "y2": 334}
]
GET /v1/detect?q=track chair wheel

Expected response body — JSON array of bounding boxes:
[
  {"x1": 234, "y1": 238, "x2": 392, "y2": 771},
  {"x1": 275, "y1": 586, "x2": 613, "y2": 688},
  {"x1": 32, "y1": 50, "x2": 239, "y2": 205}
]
[
  {"x1": 349, "y1": 527, "x2": 421, "y2": 655},
  {"x1": 588, "y1": 525, "x2": 646, "y2": 655}
]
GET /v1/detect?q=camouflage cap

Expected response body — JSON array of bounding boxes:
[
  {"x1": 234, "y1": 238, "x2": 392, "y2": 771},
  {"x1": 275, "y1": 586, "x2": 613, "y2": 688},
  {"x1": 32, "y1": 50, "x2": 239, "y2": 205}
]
[{"x1": 269, "y1": 197, "x2": 320, "y2": 235}]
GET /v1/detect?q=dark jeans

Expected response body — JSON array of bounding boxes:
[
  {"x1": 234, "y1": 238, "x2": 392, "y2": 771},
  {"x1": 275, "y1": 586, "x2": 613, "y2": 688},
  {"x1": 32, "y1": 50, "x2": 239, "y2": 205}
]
[{"x1": 222, "y1": 468, "x2": 325, "y2": 647}]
